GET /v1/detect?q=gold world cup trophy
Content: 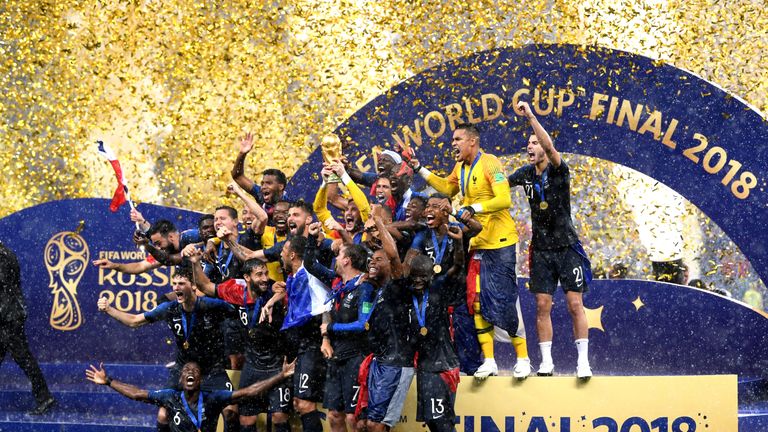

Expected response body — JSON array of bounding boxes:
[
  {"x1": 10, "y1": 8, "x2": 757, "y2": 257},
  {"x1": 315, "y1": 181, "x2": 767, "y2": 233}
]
[
  {"x1": 44, "y1": 232, "x2": 89, "y2": 331},
  {"x1": 321, "y1": 133, "x2": 343, "y2": 183}
]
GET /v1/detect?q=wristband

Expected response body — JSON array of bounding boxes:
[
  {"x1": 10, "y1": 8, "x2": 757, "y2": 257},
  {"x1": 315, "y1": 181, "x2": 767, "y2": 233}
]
[
  {"x1": 340, "y1": 172, "x2": 353, "y2": 185},
  {"x1": 417, "y1": 166, "x2": 430, "y2": 178},
  {"x1": 105, "y1": 377, "x2": 113, "y2": 387}
]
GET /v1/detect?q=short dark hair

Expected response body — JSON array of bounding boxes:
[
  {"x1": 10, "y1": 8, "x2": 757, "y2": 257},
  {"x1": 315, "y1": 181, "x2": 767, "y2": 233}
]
[
  {"x1": 429, "y1": 193, "x2": 451, "y2": 201},
  {"x1": 343, "y1": 244, "x2": 370, "y2": 272},
  {"x1": 410, "y1": 254, "x2": 433, "y2": 275},
  {"x1": 289, "y1": 199, "x2": 315, "y2": 218},
  {"x1": 173, "y1": 265, "x2": 194, "y2": 282},
  {"x1": 287, "y1": 235, "x2": 307, "y2": 259},
  {"x1": 455, "y1": 123, "x2": 480, "y2": 139},
  {"x1": 197, "y1": 214, "x2": 214, "y2": 229},
  {"x1": 242, "y1": 258, "x2": 267, "y2": 275},
  {"x1": 215, "y1": 205, "x2": 238, "y2": 220},
  {"x1": 147, "y1": 220, "x2": 178, "y2": 237},
  {"x1": 409, "y1": 195, "x2": 427, "y2": 208},
  {"x1": 262, "y1": 169, "x2": 288, "y2": 186}
]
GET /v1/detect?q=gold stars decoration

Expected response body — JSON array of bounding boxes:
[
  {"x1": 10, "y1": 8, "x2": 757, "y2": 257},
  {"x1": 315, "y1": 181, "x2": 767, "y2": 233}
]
[
  {"x1": 632, "y1": 296, "x2": 645, "y2": 311},
  {"x1": 583, "y1": 305, "x2": 605, "y2": 332}
]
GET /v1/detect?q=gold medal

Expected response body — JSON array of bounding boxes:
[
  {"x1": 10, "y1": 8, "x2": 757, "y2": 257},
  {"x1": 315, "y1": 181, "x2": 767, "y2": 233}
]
[
  {"x1": 420, "y1": 327, "x2": 428, "y2": 336},
  {"x1": 249, "y1": 328, "x2": 257, "y2": 337},
  {"x1": 364, "y1": 322, "x2": 370, "y2": 331},
  {"x1": 433, "y1": 264, "x2": 442, "y2": 274},
  {"x1": 539, "y1": 201, "x2": 549, "y2": 210},
  {"x1": 183, "y1": 341, "x2": 190, "y2": 350}
]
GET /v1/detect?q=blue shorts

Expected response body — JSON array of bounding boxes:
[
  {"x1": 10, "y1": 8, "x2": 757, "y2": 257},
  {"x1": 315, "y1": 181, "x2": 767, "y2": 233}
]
[
  {"x1": 416, "y1": 368, "x2": 458, "y2": 423},
  {"x1": 471, "y1": 245, "x2": 519, "y2": 332},
  {"x1": 367, "y1": 359, "x2": 414, "y2": 426},
  {"x1": 324, "y1": 354, "x2": 364, "y2": 413},
  {"x1": 238, "y1": 364, "x2": 292, "y2": 416},
  {"x1": 530, "y1": 245, "x2": 589, "y2": 295},
  {"x1": 293, "y1": 349, "x2": 327, "y2": 402}
]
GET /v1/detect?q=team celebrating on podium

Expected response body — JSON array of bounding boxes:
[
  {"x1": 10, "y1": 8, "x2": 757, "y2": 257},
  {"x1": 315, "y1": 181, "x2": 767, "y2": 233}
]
[{"x1": 89, "y1": 101, "x2": 593, "y2": 432}]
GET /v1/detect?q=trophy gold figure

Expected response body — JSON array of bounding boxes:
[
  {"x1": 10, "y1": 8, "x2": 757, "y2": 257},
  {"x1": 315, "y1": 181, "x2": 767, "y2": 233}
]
[
  {"x1": 44, "y1": 232, "x2": 89, "y2": 331},
  {"x1": 321, "y1": 134, "x2": 343, "y2": 183}
]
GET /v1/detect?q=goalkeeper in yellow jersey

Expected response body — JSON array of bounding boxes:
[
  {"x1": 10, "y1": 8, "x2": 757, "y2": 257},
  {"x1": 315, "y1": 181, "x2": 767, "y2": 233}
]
[{"x1": 403, "y1": 123, "x2": 531, "y2": 379}]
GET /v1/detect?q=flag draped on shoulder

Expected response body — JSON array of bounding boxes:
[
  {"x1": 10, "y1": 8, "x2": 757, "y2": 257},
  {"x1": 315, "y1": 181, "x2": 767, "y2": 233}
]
[
  {"x1": 96, "y1": 140, "x2": 129, "y2": 212},
  {"x1": 281, "y1": 266, "x2": 331, "y2": 330}
]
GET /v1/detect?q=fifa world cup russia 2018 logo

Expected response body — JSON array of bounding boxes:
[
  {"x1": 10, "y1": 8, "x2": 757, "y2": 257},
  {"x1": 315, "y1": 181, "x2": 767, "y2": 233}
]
[{"x1": 44, "y1": 232, "x2": 89, "y2": 331}]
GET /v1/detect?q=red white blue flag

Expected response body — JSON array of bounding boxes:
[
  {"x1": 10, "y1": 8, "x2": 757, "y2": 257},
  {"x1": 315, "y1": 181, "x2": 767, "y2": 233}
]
[{"x1": 96, "y1": 140, "x2": 129, "y2": 212}]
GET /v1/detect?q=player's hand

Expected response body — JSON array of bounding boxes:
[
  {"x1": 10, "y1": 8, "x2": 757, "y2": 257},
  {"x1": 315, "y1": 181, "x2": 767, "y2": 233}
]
[
  {"x1": 515, "y1": 101, "x2": 533, "y2": 118},
  {"x1": 226, "y1": 182, "x2": 241, "y2": 196},
  {"x1": 321, "y1": 337, "x2": 334, "y2": 359},
  {"x1": 97, "y1": 295, "x2": 111, "y2": 312},
  {"x1": 320, "y1": 164, "x2": 334, "y2": 182},
  {"x1": 396, "y1": 143, "x2": 417, "y2": 167},
  {"x1": 455, "y1": 206, "x2": 475, "y2": 223},
  {"x1": 203, "y1": 241, "x2": 217, "y2": 263},
  {"x1": 281, "y1": 357, "x2": 297, "y2": 378},
  {"x1": 92, "y1": 259, "x2": 118, "y2": 269},
  {"x1": 217, "y1": 227, "x2": 234, "y2": 241},
  {"x1": 324, "y1": 218, "x2": 343, "y2": 232},
  {"x1": 239, "y1": 132, "x2": 255, "y2": 154},
  {"x1": 129, "y1": 208, "x2": 145, "y2": 224},
  {"x1": 271, "y1": 281, "x2": 286, "y2": 295},
  {"x1": 86, "y1": 362, "x2": 108, "y2": 385},
  {"x1": 181, "y1": 244, "x2": 202, "y2": 262},
  {"x1": 446, "y1": 224, "x2": 463, "y2": 240},
  {"x1": 259, "y1": 302, "x2": 274, "y2": 324},
  {"x1": 307, "y1": 221, "x2": 322, "y2": 237},
  {"x1": 329, "y1": 161, "x2": 346, "y2": 177},
  {"x1": 133, "y1": 230, "x2": 150, "y2": 247}
]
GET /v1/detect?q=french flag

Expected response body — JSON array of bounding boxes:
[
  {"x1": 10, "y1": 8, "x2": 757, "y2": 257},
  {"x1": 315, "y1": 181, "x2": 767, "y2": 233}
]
[
  {"x1": 281, "y1": 266, "x2": 332, "y2": 330},
  {"x1": 96, "y1": 141, "x2": 129, "y2": 212}
]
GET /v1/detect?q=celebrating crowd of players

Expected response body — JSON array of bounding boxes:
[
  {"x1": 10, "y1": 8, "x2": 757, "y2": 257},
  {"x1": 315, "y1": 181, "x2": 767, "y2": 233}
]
[{"x1": 89, "y1": 101, "x2": 593, "y2": 432}]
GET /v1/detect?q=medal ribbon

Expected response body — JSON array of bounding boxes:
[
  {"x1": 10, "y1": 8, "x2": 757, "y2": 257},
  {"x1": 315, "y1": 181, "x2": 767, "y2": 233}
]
[
  {"x1": 533, "y1": 169, "x2": 548, "y2": 205},
  {"x1": 430, "y1": 229, "x2": 449, "y2": 269},
  {"x1": 460, "y1": 152, "x2": 482, "y2": 196},
  {"x1": 325, "y1": 274, "x2": 362, "y2": 305},
  {"x1": 180, "y1": 391, "x2": 204, "y2": 432},
  {"x1": 242, "y1": 288, "x2": 264, "y2": 330},
  {"x1": 217, "y1": 234, "x2": 239, "y2": 277},
  {"x1": 412, "y1": 289, "x2": 429, "y2": 332},
  {"x1": 180, "y1": 298, "x2": 198, "y2": 348}
]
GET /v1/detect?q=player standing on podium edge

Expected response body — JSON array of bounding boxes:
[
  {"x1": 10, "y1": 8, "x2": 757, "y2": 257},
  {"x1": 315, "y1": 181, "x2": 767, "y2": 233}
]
[
  {"x1": 402, "y1": 123, "x2": 532, "y2": 379},
  {"x1": 508, "y1": 101, "x2": 593, "y2": 379}
]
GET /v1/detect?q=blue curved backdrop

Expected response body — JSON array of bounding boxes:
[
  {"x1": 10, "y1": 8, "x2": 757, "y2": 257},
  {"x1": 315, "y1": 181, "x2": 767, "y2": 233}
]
[{"x1": 289, "y1": 43, "x2": 768, "y2": 286}]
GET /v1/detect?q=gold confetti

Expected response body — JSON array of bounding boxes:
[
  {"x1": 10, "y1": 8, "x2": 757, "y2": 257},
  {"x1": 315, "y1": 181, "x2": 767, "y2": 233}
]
[{"x1": 0, "y1": 0, "x2": 764, "y2": 299}]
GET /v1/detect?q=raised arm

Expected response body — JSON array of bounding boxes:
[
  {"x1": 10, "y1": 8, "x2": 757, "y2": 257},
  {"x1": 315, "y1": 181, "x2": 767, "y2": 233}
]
[
  {"x1": 231, "y1": 132, "x2": 258, "y2": 192},
  {"x1": 97, "y1": 296, "x2": 148, "y2": 328},
  {"x1": 219, "y1": 228, "x2": 263, "y2": 262},
  {"x1": 373, "y1": 212, "x2": 403, "y2": 278},
  {"x1": 92, "y1": 258, "x2": 160, "y2": 275},
  {"x1": 313, "y1": 167, "x2": 336, "y2": 226},
  {"x1": 86, "y1": 363, "x2": 149, "y2": 401},
  {"x1": 403, "y1": 148, "x2": 460, "y2": 197},
  {"x1": 446, "y1": 225, "x2": 465, "y2": 279},
  {"x1": 516, "y1": 101, "x2": 559, "y2": 167},
  {"x1": 228, "y1": 182, "x2": 268, "y2": 235},
  {"x1": 183, "y1": 247, "x2": 217, "y2": 297},
  {"x1": 303, "y1": 223, "x2": 336, "y2": 287},
  {"x1": 332, "y1": 162, "x2": 371, "y2": 222}
]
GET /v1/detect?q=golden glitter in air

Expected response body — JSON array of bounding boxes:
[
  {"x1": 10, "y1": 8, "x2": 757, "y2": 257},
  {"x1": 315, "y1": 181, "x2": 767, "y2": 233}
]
[{"x1": 0, "y1": 0, "x2": 765, "y2": 293}]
